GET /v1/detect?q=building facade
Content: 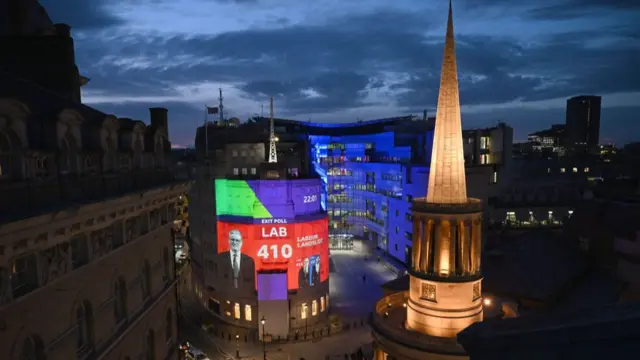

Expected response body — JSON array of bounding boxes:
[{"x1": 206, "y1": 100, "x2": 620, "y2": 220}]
[
  {"x1": 189, "y1": 120, "x2": 330, "y2": 340},
  {"x1": 0, "y1": 4, "x2": 189, "y2": 359},
  {"x1": 566, "y1": 95, "x2": 602, "y2": 153}
]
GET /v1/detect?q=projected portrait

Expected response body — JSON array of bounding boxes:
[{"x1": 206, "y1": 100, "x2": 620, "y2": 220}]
[
  {"x1": 298, "y1": 255, "x2": 321, "y2": 289},
  {"x1": 214, "y1": 229, "x2": 255, "y2": 293}
]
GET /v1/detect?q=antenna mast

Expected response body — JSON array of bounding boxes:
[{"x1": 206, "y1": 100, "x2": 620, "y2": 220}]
[
  {"x1": 218, "y1": 88, "x2": 224, "y2": 123},
  {"x1": 268, "y1": 97, "x2": 278, "y2": 163}
]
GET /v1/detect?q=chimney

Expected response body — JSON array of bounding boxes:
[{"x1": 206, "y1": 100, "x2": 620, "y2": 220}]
[{"x1": 150, "y1": 108, "x2": 169, "y2": 137}]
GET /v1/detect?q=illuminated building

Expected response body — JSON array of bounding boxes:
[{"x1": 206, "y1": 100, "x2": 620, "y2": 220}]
[
  {"x1": 0, "y1": 3, "x2": 189, "y2": 359},
  {"x1": 191, "y1": 101, "x2": 329, "y2": 340},
  {"x1": 371, "y1": 2, "x2": 489, "y2": 358}
]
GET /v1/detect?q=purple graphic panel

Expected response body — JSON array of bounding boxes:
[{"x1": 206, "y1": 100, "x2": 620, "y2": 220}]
[
  {"x1": 291, "y1": 179, "x2": 322, "y2": 215},
  {"x1": 257, "y1": 272, "x2": 288, "y2": 301},
  {"x1": 247, "y1": 179, "x2": 323, "y2": 218}
]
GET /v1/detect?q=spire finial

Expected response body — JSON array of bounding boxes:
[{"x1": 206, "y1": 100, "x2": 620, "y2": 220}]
[{"x1": 425, "y1": 0, "x2": 467, "y2": 204}]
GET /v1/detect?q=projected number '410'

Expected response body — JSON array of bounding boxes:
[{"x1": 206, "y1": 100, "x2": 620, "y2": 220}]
[{"x1": 257, "y1": 244, "x2": 293, "y2": 259}]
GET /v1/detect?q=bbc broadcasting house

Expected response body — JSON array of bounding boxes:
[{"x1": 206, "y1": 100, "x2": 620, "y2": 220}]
[{"x1": 187, "y1": 114, "x2": 512, "y2": 338}]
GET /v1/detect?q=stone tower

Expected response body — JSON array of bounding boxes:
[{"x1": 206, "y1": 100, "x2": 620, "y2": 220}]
[{"x1": 405, "y1": 0, "x2": 484, "y2": 338}]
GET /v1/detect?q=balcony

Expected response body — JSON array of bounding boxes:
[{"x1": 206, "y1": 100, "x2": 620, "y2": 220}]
[{"x1": 370, "y1": 291, "x2": 466, "y2": 356}]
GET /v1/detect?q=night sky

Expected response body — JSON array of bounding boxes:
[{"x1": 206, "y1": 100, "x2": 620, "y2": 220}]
[{"x1": 41, "y1": 0, "x2": 640, "y2": 147}]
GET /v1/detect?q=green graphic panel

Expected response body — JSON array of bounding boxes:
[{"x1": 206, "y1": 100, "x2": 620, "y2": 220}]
[{"x1": 214, "y1": 179, "x2": 272, "y2": 218}]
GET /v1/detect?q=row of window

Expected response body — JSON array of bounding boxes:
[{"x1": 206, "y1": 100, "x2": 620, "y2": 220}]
[
  {"x1": 225, "y1": 294, "x2": 330, "y2": 323},
  {"x1": 6, "y1": 204, "x2": 175, "y2": 303}
]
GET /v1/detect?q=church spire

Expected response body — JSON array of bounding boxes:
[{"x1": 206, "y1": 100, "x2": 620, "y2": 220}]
[{"x1": 426, "y1": 0, "x2": 467, "y2": 204}]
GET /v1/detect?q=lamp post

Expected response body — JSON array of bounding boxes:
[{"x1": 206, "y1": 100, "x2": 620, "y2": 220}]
[
  {"x1": 261, "y1": 317, "x2": 266, "y2": 360},
  {"x1": 235, "y1": 334, "x2": 240, "y2": 359}
]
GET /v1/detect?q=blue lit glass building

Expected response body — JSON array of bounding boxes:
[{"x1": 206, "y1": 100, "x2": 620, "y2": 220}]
[
  {"x1": 307, "y1": 126, "x2": 435, "y2": 262},
  {"x1": 245, "y1": 116, "x2": 508, "y2": 265}
]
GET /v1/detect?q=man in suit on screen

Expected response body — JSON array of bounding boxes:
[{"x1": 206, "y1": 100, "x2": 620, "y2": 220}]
[
  {"x1": 312, "y1": 255, "x2": 321, "y2": 284},
  {"x1": 298, "y1": 256, "x2": 321, "y2": 289},
  {"x1": 298, "y1": 257, "x2": 310, "y2": 289},
  {"x1": 215, "y1": 229, "x2": 255, "y2": 294}
]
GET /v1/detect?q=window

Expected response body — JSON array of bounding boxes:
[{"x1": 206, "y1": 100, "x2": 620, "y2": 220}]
[
  {"x1": 232, "y1": 150, "x2": 238, "y2": 157},
  {"x1": 560, "y1": 168, "x2": 566, "y2": 173},
  {"x1": 395, "y1": 244, "x2": 398, "y2": 251},
  {"x1": 244, "y1": 305, "x2": 252, "y2": 321},
  {"x1": 141, "y1": 261, "x2": 151, "y2": 300},
  {"x1": 251, "y1": 168, "x2": 257, "y2": 175},
  {"x1": 113, "y1": 277, "x2": 127, "y2": 322},
  {"x1": 145, "y1": 330, "x2": 155, "y2": 360},
  {"x1": 234, "y1": 303, "x2": 241, "y2": 319},
  {"x1": 70, "y1": 235, "x2": 89, "y2": 269},
  {"x1": 572, "y1": 167, "x2": 578, "y2": 173},
  {"x1": 301, "y1": 303, "x2": 308, "y2": 320},
  {"x1": 21, "y1": 336, "x2": 45, "y2": 360},
  {"x1": 480, "y1": 154, "x2": 488, "y2": 164},
  {"x1": 492, "y1": 171, "x2": 498, "y2": 184},
  {"x1": 312, "y1": 300, "x2": 318, "y2": 316},
  {"x1": 233, "y1": 168, "x2": 239, "y2": 175},
  {"x1": 10, "y1": 254, "x2": 38, "y2": 299},
  {"x1": 0, "y1": 130, "x2": 12, "y2": 178},
  {"x1": 165, "y1": 310, "x2": 173, "y2": 343},
  {"x1": 326, "y1": 295, "x2": 329, "y2": 309},
  {"x1": 241, "y1": 168, "x2": 247, "y2": 175},
  {"x1": 395, "y1": 210, "x2": 399, "y2": 217},
  {"x1": 76, "y1": 301, "x2": 93, "y2": 355},
  {"x1": 584, "y1": 167, "x2": 590, "y2": 173},
  {"x1": 480, "y1": 136, "x2": 490, "y2": 150},
  {"x1": 320, "y1": 296, "x2": 325, "y2": 312}
]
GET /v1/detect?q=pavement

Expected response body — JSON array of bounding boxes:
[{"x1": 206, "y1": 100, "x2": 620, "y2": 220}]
[{"x1": 178, "y1": 250, "x2": 401, "y2": 360}]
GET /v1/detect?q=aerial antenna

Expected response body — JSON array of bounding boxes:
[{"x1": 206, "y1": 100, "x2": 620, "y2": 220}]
[{"x1": 268, "y1": 97, "x2": 278, "y2": 163}]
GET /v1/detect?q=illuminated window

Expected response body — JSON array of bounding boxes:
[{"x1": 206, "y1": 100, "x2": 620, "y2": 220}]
[
  {"x1": 480, "y1": 154, "x2": 488, "y2": 164},
  {"x1": 492, "y1": 171, "x2": 498, "y2": 184},
  {"x1": 321, "y1": 296, "x2": 325, "y2": 312},
  {"x1": 584, "y1": 167, "x2": 590, "y2": 173},
  {"x1": 480, "y1": 136, "x2": 490, "y2": 150},
  {"x1": 251, "y1": 168, "x2": 257, "y2": 175},
  {"x1": 312, "y1": 300, "x2": 318, "y2": 316},
  {"x1": 244, "y1": 305, "x2": 252, "y2": 321},
  {"x1": 241, "y1": 168, "x2": 247, "y2": 175},
  {"x1": 572, "y1": 167, "x2": 578, "y2": 173},
  {"x1": 233, "y1": 168, "x2": 239, "y2": 175},
  {"x1": 301, "y1": 303, "x2": 308, "y2": 320},
  {"x1": 547, "y1": 168, "x2": 551, "y2": 173},
  {"x1": 232, "y1": 150, "x2": 238, "y2": 157},
  {"x1": 560, "y1": 168, "x2": 566, "y2": 173},
  {"x1": 234, "y1": 303, "x2": 240, "y2": 320}
]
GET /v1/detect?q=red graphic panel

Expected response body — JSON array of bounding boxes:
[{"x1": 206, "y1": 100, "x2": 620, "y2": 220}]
[{"x1": 217, "y1": 218, "x2": 328, "y2": 290}]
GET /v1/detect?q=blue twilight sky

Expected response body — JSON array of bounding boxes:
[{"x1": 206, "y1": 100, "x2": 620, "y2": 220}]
[{"x1": 41, "y1": 0, "x2": 640, "y2": 147}]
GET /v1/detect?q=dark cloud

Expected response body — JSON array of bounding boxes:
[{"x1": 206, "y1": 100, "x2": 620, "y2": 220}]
[
  {"x1": 463, "y1": 0, "x2": 640, "y2": 20},
  {"x1": 240, "y1": 72, "x2": 371, "y2": 112},
  {"x1": 40, "y1": 0, "x2": 123, "y2": 29},
  {"x1": 63, "y1": 2, "x2": 639, "y2": 138}
]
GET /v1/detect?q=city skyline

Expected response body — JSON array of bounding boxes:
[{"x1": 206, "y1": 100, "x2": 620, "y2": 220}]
[{"x1": 42, "y1": 0, "x2": 640, "y2": 147}]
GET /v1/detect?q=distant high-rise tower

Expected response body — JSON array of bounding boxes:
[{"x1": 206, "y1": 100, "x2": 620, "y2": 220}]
[
  {"x1": 565, "y1": 95, "x2": 601, "y2": 153},
  {"x1": 371, "y1": 1, "x2": 485, "y2": 358}
]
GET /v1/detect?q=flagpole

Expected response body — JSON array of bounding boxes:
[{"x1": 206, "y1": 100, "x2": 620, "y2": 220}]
[{"x1": 204, "y1": 105, "x2": 208, "y2": 158}]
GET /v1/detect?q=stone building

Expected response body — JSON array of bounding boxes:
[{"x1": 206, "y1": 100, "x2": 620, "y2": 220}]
[{"x1": 0, "y1": 2, "x2": 191, "y2": 359}]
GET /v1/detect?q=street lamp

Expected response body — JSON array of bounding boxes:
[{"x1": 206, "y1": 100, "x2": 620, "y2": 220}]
[
  {"x1": 261, "y1": 317, "x2": 266, "y2": 360},
  {"x1": 235, "y1": 334, "x2": 240, "y2": 359}
]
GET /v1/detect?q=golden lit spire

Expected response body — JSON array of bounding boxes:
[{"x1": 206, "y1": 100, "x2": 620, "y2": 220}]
[{"x1": 426, "y1": 0, "x2": 467, "y2": 204}]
